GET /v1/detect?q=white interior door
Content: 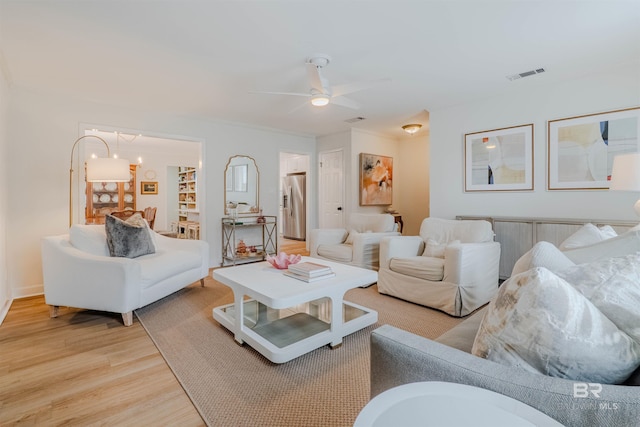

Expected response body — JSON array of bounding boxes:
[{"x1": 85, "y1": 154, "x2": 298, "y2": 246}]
[{"x1": 319, "y1": 149, "x2": 344, "y2": 228}]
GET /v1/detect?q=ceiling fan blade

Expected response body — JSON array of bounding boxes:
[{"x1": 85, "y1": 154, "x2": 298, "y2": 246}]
[
  {"x1": 288, "y1": 99, "x2": 311, "y2": 115},
  {"x1": 249, "y1": 90, "x2": 310, "y2": 97},
  {"x1": 306, "y1": 62, "x2": 326, "y2": 92},
  {"x1": 331, "y1": 96, "x2": 361, "y2": 110},
  {"x1": 331, "y1": 78, "x2": 391, "y2": 97}
]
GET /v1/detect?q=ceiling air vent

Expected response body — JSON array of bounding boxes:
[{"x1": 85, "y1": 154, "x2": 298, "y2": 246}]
[
  {"x1": 506, "y1": 68, "x2": 546, "y2": 81},
  {"x1": 345, "y1": 116, "x2": 366, "y2": 123}
]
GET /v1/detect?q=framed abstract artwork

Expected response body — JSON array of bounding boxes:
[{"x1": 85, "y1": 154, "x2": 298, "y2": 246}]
[
  {"x1": 359, "y1": 153, "x2": 393, "y2": 205},
  {"x1": 464, "y1": 124, "x2": 534, "y2": 192},
  {"x1": 548, "y1": 107, "x2": 640, "y2": 190}
]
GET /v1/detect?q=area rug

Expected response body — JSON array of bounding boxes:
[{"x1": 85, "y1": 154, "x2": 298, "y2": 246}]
[{"x1": 135, "y1": 277, "x2": 463, "y2": 427}]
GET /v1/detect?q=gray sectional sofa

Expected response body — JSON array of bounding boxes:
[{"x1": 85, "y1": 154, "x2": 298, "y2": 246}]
[
  {"x1": 370, "y1": 314, "x2": 640, "y2": 427},
  {"x1": 370, "y1": 224, "x2": 640, "y2": 426}
]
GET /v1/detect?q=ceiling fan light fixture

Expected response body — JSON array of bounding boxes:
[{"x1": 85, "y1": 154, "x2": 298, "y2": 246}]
[
  {"x1": 311, "y1": 94, "x2": 330, "y2": 107},
  {"x1": 402, "y1": 123, "x2": 422, "y2": 134}
]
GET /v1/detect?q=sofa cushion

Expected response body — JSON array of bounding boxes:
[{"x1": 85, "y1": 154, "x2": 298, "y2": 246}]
[
  {"x1": 511, "y1": 241, "x2": 575, "y2": 277},
  {"x1": 69, "y1": 224, "x2": 109, "y2": 257},
  {"x1": 562, "y1": 229, "x2": 640, "y2": 265},
  {"x1": 105, "y1": 213, "x2": 156, "y2": 258},
  {"x1": 139, "y1": 249, "x2": 201, "y2": 288},
  {"x1": 558, "y1": 223, "x2": 617, "y2": 251},
  {"x1": 349, "y1": 213, "x2": 395, "y2": 233},
  {"x1": 317, "y1": 244, "x2": 353, "y2": 262},
  {"x1": 472, "y1": 267, "x2": 640, "y2": 384},
  {"x1": 436, "y1": 307, "x2": 486, "y2": 353},
  {"x1": 389, "y1": 256, "x2": 444, "y2": 281},
  {"x1": 420, "y1": 218, "x2": 494, "y2": 244},
  {"x1": 557, "y1": 253, "x2": 640, "y2": 343}
]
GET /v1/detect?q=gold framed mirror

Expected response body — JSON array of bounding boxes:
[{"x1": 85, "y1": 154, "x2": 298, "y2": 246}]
[{"x1": 224, "y1": 155, "x2": 259, "y2": 216}]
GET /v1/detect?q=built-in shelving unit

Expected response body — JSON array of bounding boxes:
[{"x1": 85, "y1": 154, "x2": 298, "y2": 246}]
[{"x1": 178, "y1": 167, "x2": 197, "y2": 221}]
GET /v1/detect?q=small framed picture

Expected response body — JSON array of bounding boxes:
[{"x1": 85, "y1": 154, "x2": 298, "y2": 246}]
[{"x1": 141, "y1": 181, "x2": 158, "y2": 194}]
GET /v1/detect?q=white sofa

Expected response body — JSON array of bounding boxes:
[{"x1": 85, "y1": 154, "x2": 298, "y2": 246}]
[
  {"x1": 377, "y1": 218, "x2": 500, "y2": 317},
  {"x1": 42, "y1": 224, "x2": 210, "y2": 326},
  {"x1": 309, "y1": 213, "x2": 400, "y2": 271}
]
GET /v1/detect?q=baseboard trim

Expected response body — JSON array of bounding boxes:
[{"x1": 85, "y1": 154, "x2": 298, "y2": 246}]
[
  {"x1": 13, "y1": 284, "x2": 44, "y2": 299},
  {"x1": 0, "y1": 298, "x2": 12, "y2": 325}
]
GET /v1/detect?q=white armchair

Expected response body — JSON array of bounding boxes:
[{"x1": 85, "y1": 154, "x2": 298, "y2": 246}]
[
  {"x1": 377, "y1": 218, "x2": 500, "y2": 317},
  {"x1": 309, "y1": 213, "x2": 400, "y2": 271}
]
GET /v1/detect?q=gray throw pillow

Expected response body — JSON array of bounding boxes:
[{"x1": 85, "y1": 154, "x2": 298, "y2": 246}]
[{"x1": 105, "y1": 213, "x2": 155, "y2": 258}]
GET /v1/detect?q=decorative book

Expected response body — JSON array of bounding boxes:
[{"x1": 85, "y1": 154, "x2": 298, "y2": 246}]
[
  {"x1": 283, "y1": 270, "x2": 336, "y2": 283},
  {"x1": 287, "y1": 262, "x2": 332, "y2": 277}
]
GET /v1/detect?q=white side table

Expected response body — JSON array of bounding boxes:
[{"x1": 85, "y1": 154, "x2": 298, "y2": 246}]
[{"x1": 354, "y1": 381, "x2": 563, "y2": 427}]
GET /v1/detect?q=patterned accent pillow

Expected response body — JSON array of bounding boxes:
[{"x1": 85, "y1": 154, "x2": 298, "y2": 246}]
[
  {"x1": 472, "y1": 267, "x2": 640, "y2": 384},
  {"x1": 105, "y1": 213, "x2": 156, "y2": 258},
  {"x1": 558, "y1": 253, "x2": 640, "y2": 343}
]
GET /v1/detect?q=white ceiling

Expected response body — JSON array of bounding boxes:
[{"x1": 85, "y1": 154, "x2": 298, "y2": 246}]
[{"x1": 1, "y1": 1, "x2": 639, "y2": 138}]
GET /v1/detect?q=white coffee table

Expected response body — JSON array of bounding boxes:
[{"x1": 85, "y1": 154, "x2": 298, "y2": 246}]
[{"x1": 213, "y1": 257, "x2": 378, "y2": 363}]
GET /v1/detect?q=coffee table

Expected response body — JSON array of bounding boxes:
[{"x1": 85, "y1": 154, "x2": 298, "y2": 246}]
[{"x1": 212, "y1": 257, "x2": 378, "y2": 363}]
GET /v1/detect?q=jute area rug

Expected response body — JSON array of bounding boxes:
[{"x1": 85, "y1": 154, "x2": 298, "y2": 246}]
[{"x1": 135, "y1": 276, "x2": 464, "y2": 427}]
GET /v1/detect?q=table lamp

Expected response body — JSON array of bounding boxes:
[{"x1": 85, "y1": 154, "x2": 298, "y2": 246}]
[{"x1": 609, "y1": 152, "x2": 640, "y2": 217}]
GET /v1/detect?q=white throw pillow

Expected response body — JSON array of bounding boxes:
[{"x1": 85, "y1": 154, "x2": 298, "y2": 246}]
[
  {"x1": 472, "y1": 267, "x2": 640, "y2": 384},
  {"x1": 558, "y1": 253, "x2": 640, "y2": 343},
  {"x1": 558, "y1": 223, "x2": 617, "y2": 251},
  {"x1": 511, "y1": 241, "x2": 575, "y2": 277},
  {"x1": 344, "y1": 230, "x2": 358, "y2": 245},
  {"x1": 422, "y1": 239, "x2": 460, "y2": 258},
  {"x1": 69, "y1": 224, "x2": 110, "y2": 257}
]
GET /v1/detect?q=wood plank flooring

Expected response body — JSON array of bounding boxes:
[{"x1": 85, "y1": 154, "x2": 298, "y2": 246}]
[{"x1": 0, "y1": 238, "x2": 309, "y2": 426}]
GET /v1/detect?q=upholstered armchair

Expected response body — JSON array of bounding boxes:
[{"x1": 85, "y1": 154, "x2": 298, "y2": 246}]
[
  {"x1": 309, "y1": 213, "x2": 400, "y2": 271},
  {"x1": 377, "y1": 218, "x2": 500, "y2": 317}
]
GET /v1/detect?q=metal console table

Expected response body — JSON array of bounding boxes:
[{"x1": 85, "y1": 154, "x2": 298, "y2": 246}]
[{"x1": 221, "y1": 215, "x2": 278, "y2": 266}]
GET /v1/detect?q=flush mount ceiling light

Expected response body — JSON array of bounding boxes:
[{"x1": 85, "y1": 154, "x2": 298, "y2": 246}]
[
  {"x1": 402, "y1": 124, "x2": 422, "y2": 134},
  {"x1": 311, "y1": 93, "x2": 330, "y2": 107}
]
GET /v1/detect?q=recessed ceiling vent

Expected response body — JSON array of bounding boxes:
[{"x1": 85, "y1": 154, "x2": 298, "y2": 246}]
[
  {"x1": 345, "y1": 116, "x2": 366, "y2": 123},
  {"x1": 507, "y1": 68, "x2": 546, "y2": 81}
]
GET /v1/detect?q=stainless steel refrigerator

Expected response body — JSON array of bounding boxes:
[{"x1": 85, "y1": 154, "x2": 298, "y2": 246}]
[{"x1": 282, "y1": 172, "x2": 306, "y2": 240}]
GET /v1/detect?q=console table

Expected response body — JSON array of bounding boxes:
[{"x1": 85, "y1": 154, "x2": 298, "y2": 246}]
[{"x1": 221, "y1": 215, "x2": 277, "y2": 266}]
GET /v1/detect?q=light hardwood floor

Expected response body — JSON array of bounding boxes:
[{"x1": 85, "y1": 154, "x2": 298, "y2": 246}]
[{"x1": 0, "y1": 238, "x2": 309, "y2": 425}]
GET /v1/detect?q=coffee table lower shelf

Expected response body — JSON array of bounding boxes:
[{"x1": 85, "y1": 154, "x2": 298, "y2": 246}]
[{"x1": 213, "y1": 299, "x2": 377, "y2": 363}]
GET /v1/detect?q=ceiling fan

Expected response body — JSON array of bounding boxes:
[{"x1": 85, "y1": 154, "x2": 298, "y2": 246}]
[{"x1": 251, "y1": 54, "x2": 390, "y2": 112}]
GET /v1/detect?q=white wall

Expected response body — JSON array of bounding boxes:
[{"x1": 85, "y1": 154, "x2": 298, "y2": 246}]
[
  {"x1": 430, "y1": 62, "x2": 640, "y2": 222},
  {"x1": 316, "y1": 128, "x2": 428, "y2": 234},
  {"x1": 396, "y1": 124, "x2": 430, "y2": 236},
  {"x1": 0, "y1": 51, "x2": 10, "y2": 321},
  {"x1": 6, "y1": 86, "x2": 315, "y2": 297}
]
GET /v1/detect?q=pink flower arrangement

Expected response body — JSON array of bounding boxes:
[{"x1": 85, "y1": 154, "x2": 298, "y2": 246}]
[{"x1": 266, "y1": 252, "x2": 301, "y2": 269}]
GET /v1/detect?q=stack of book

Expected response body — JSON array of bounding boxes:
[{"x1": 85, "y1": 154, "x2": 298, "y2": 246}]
[{"x1": 284, "y1": 261, "x2": 335, "y2": 282}]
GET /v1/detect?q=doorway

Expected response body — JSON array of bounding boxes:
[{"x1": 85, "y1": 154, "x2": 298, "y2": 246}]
[
  {"x1": 279, "y1": 152, "x2": 310, "y2": 250},
  {"x1": 319, "y1": 149, "x2": 345, "y2": 229},
  {"x1": 77, "y1": 125, "x2": 204, "y2": 234}
]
